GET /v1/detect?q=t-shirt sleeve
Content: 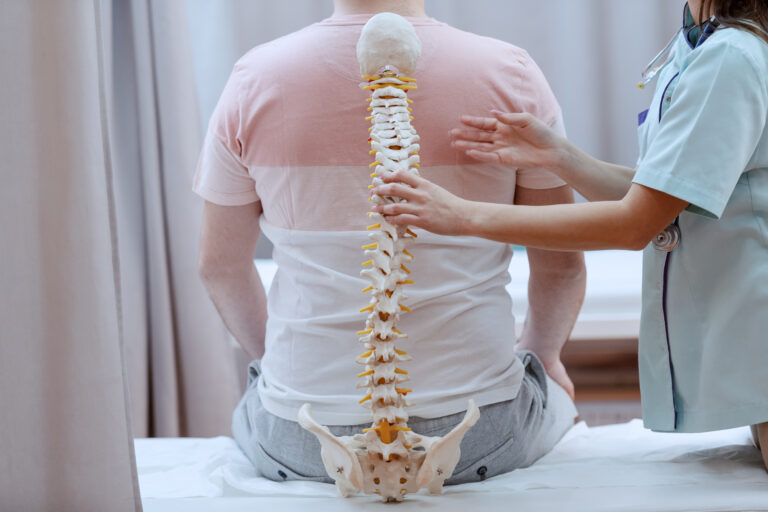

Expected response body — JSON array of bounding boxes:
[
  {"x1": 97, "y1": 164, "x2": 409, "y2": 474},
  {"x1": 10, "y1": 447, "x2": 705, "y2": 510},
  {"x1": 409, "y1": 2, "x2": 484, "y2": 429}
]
[
  {"x1": 512, "y1": 52, "x2": 568, "y2": 190},
  {"x1": 192, "y1": 67, "x2": 260, "y2": 206},
  {"x1": 633, "y1": 39, "x2": 768, "y2": 219}
]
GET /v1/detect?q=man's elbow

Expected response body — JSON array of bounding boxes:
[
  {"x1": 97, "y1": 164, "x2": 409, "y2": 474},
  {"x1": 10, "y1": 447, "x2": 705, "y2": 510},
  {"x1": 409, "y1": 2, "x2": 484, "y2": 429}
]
[
  {"x1": 199, "y1": 253, "x2": 255, "y2": 287},
  {"x1": 563, "y1": 255, "x2": 587, "y2": 284},
  {"x1": 536, "y1": 252, "x2": 586, "y2": 282},
  {"x1": 198, "y1": 255, "x2": 234, "y2": 289},
  {"x1": 198, "y1": 256, "x2": 219, "y2": 288}
]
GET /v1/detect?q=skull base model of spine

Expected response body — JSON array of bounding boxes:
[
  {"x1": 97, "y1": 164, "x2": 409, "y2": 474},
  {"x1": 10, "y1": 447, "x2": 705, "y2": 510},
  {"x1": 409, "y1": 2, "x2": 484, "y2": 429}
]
[{"x1": 299, "y1": 12, "x2": 479, "y2": 502}]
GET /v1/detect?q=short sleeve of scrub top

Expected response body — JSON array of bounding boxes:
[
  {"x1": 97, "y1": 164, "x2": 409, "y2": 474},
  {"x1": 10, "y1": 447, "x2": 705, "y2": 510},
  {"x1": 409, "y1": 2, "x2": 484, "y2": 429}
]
[{"x1": 633, "y1": 38, "x2": 768, "y2": 218}]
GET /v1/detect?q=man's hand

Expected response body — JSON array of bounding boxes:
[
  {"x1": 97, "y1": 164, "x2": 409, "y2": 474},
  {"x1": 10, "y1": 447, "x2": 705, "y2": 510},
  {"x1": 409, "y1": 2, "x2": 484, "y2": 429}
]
[{"x1": 528, "y1": 356, "x2": 575, "y2": 400}]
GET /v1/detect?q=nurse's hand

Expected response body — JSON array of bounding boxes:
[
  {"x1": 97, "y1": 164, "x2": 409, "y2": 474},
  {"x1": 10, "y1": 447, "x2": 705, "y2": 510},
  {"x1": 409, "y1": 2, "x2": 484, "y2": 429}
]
[
  {"x1": 370, "y1": 171, "x2": 471, "y2": 236},
  {"x1": 451, "y1": 110, "x2": 568, "y2": 171}
]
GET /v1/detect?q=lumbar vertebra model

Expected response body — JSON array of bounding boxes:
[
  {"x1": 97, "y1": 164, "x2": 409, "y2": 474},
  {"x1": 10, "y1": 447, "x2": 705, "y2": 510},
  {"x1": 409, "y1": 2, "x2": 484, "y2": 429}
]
[{"x1": 298, "y1": 12, "x2": 479, "y2": 503}]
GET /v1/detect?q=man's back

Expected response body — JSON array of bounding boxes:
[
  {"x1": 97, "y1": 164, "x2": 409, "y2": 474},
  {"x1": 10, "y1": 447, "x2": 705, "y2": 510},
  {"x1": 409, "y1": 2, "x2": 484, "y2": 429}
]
[{"x1": 194, "y1": 14, "x2": 566, "y2": 425}]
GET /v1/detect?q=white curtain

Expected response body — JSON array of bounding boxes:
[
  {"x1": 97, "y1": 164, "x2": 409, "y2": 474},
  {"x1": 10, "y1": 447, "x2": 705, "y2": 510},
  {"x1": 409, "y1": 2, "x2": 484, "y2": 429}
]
[{"x1": 0, "y1": 1, "x2": 140, "y2": 510}]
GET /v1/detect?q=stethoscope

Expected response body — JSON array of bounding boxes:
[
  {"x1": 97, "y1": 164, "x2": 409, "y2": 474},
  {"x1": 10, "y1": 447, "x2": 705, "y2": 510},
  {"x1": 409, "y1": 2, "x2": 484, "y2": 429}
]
[
  {"x1": 640, "y1": 10, "x2": 722, "y2": 251},
  {"x1": 638, "y1": 15, "x2": 721, "y2": 90}
]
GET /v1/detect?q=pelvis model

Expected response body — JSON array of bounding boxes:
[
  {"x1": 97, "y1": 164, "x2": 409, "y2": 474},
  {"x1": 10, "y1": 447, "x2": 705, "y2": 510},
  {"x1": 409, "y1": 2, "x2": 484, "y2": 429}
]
[{"x1": 298, "y1": 12, "x2": 479, "y2": 503}]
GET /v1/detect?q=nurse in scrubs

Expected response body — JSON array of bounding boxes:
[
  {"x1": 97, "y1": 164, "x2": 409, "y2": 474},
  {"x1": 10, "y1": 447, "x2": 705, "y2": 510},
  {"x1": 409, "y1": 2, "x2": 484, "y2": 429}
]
[{"x1": 371, "y1": 0, "x2": 768, "y2": 471}]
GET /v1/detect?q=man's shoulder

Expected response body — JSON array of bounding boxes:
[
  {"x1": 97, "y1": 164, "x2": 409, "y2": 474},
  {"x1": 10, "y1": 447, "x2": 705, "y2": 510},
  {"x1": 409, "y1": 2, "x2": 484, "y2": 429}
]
[
  {"x1": 230, "y1": 20, "x2": 539, "y2": 85},
  {"x1": 435, "y1": 23, "x2": 533, "y2": 67},
  {"x1": 233, "y1": 23, "x2": 325, "y2": 74},
  {"x1": 418, "y1": 23, "x2": 539, "y2": 85}
]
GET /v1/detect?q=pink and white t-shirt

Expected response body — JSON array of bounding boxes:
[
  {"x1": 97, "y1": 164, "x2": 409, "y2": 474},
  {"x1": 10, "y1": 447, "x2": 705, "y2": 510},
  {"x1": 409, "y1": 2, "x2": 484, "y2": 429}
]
[{"x1": 194, "y1": 14, "x2": 567, "y2": 425}]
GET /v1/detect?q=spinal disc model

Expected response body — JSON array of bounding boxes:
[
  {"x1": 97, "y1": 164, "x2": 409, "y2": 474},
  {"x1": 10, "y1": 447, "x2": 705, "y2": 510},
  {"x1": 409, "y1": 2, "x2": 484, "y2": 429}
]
[{"x1": 298, "y1": 12, "x2": 480, "y2": 503}]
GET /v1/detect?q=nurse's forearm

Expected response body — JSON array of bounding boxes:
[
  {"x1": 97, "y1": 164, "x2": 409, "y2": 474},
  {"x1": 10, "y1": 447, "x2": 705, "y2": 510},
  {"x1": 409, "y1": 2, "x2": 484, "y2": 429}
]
[
  {"x1": 373, "y1": 177, "x2": 686, "y2": 250},
  {"x1": 555, "y1": 143, "x2": 636, "y2": 202},
  {"x1": 463, "y1": 200, "x2": 649, "y2": 251}
]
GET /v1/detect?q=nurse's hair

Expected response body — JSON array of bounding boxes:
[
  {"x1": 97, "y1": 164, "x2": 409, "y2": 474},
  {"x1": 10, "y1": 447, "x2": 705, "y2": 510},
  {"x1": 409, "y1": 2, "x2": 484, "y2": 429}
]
[{"x1": 703, "y1": 0, "x2": 768, "y2": 43}]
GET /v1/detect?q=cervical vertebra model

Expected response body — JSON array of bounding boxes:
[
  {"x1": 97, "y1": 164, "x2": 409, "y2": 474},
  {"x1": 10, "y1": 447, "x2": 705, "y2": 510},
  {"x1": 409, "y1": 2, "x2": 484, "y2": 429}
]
[{"x1": 298, "y1": 13, "x2": 479, "y2": 503}]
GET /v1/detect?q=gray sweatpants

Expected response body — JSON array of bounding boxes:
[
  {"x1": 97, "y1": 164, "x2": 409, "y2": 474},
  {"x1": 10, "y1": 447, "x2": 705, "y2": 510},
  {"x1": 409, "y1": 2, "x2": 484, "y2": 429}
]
[{"x1": 232, "y1": 351, "x2": 577, "y2": 484}]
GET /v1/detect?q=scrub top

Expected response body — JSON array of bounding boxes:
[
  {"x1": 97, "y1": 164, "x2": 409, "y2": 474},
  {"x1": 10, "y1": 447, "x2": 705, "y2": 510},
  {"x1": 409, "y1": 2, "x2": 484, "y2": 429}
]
[{"x1": 633, "y1": 20, "x2": 768, "y2": 432}]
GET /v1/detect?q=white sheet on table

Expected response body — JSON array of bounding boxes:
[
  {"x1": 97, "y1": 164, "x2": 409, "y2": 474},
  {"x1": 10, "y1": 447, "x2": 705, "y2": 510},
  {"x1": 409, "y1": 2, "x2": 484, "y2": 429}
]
[{"x1": 136, "y1": 420, "x2": 768, "y2": 512}]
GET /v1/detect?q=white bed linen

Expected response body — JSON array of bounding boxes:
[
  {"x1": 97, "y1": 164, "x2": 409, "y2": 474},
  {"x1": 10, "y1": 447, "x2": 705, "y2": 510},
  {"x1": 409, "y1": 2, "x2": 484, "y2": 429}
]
[{"x1": 137, "y1": 420, "x2": 768, "y2": 512}]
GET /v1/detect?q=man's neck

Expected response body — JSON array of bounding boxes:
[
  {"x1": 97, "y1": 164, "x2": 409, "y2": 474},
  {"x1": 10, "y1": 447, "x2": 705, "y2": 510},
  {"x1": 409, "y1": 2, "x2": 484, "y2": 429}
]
[{"x1": 332, "y1": 0, "x2": 427, "y2": 18}]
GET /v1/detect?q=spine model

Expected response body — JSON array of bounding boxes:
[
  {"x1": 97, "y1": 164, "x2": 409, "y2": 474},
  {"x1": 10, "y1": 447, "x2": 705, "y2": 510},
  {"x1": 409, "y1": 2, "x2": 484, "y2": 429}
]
[
  {"x1": 357, "y1": 67, "x2": 419, "y2": 461},
  {"x1": 298, "y1": 13, "x2": 479, "y2": 503}
]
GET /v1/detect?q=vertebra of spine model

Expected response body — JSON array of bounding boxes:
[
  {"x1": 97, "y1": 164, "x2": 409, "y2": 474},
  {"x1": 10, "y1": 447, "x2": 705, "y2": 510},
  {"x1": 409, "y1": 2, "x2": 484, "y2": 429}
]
[{"x1": 298, "y1": 12, "x2": 479, "y2": 503}]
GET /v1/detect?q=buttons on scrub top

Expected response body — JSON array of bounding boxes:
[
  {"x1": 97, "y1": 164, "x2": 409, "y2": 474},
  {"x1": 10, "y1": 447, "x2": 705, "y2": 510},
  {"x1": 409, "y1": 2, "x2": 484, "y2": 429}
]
[{"x1": 653, "y1": 224, "x2": 681, "y2": 252}]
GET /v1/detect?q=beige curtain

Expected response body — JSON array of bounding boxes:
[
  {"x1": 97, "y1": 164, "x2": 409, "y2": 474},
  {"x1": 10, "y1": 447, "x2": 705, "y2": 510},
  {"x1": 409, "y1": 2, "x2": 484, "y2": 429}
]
[
  {"x1": 110, "y1": 0, "x2": 242, "y2": 438},
  {"x1": 0, "y1": 0, "x2": 140, "y2": 510}
]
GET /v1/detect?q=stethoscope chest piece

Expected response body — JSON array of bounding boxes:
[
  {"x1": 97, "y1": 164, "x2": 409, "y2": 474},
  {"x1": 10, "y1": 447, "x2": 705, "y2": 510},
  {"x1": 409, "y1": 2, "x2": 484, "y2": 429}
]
[{"x1": 653, "y1": 224, "x2": 681, "y2": 252}]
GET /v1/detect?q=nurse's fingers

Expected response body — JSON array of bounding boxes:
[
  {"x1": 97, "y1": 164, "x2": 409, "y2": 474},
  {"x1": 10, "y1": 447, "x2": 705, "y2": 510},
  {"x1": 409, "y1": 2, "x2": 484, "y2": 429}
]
[
  {"x1": 372, "y1": 202, "x2": 419, "y2": 217},
  {"x1": 492, "y1": 110, "x2": 540, "y2": 130},
  {"x1": 460, "y1": 115, "x2": 498, "y2": 132},
  {"x1": 450, "y1": 127, "x2": 496, "y2": 143},
  {"x1": 379, "y1": 169, "x2": 423, "y2": 188},
  {"x1": 452, "y1": 140, "x2": 496, "y2": 152},
  {"x1": 466, "y1": 149, "x2": 503, "y2": 164},
  {"x1": 371, "y1": 183, "x2": 420, "y2": 202},
  {"x1": 381, "y1": 213, "x2": 421, "y2": 228}
]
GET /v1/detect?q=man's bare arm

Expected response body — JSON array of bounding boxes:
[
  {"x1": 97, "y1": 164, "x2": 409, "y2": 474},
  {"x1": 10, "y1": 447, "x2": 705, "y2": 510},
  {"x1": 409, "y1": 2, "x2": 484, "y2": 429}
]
[
  {"x1": 513, "y1": 185, "x2": 586, "y2": 399},
  {"x1": 199, "y1": 200, "x2": 267, "y2": 360}
]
